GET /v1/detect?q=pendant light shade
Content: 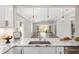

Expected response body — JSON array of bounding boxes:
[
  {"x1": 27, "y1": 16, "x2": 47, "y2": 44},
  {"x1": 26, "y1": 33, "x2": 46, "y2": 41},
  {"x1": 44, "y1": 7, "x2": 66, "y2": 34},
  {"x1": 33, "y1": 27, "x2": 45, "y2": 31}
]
[
  {"x1": 33, "y1": 8, "x2": 34, "y2": 18},
  {"x1": 32, "y1": 8, "x2": 35, "y2": 22},
  {"x1": 61, "y1": 8, "x2": 64, "y2": 21},
  {"x1": 62, "y1": 8, "x2": 64, "y2": 18},
  {"x1": 47, "y1": 8, "x2": 49, "y2": 18},
  {"x1": 47, "y1": 8, "x2": 50, "y2": 20}
]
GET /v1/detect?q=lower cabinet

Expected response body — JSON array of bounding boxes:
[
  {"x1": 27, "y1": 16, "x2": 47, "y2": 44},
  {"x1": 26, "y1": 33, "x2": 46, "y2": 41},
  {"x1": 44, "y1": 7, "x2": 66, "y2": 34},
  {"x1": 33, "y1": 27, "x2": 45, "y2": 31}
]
[
  {"x1": 6, "y1": 47, "x2": 22, "y2": 54},
  {"x1": 13, "y1": 47, "x2": 23, "y2": 54},
  {"x1": 23, "y1": 47, "x2": 39, "y2": 54},
  {"x1": 5, "y1": 47, "x2": 64, "y2": 54},
  {"x1": 6, "y1": 48, "x2": 15, "y2": 54},
  {"x1": 39, "y1": 47, "x2": 56, "y2": 54},
  {"x1": 23, "y1": 47, "x2": 60, "y2": 54}
]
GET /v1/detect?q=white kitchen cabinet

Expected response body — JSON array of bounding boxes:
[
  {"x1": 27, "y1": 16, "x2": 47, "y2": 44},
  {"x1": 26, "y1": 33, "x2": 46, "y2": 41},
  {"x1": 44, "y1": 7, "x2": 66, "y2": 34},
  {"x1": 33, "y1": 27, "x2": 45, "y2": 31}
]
[
  {"x1": 5, "y1": 47, "x2": 64, "y2": 54},
  {"x1": 23, "y1": 47, "x2": 39, "y2": 54},
  {"x1": 5, "y1": 48, "x2": 14, "y2": 54},
  {"x1": 56, "y1": 47, "x2": 64, "y2": 54},
  {"x1": 0, "y1": 20, "x2": 6, "y2": 28},
  {"x1": 23, "y1": 47, "x2": 56, "y2": 54},
  {"x1": 6, "y1": 47, "x2": 22, "y2": 54},
  {"x1": 13, "y1": 47, "x2": 22, "y2": 54},
  {"x1": 39, "y1": 47, "x2": 56, "y2": 54},
  {"x1": 0, "y1": 6, "x2": 13, "y2": 28},
  {"x1": 5, "y1": 47, "x2": 16, "y2": 54}
]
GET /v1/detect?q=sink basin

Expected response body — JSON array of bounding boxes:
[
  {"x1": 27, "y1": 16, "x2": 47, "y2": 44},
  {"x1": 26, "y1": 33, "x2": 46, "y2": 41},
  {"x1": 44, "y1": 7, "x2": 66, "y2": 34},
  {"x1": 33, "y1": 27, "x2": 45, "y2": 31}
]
[{"x1": 29, "y1": 41, "x2": 51, "y2": 44}]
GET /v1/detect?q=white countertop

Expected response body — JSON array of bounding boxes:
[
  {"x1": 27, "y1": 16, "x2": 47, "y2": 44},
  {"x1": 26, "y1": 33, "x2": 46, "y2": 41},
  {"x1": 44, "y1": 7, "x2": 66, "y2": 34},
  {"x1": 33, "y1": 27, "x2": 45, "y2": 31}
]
[{"x1": 0, "y1": 38, "x2": 79, "y2": 54}]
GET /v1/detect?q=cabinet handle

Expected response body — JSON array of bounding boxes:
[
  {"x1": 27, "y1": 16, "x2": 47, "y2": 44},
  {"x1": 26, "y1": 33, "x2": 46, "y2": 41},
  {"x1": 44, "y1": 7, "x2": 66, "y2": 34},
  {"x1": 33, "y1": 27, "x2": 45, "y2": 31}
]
[
  {"x1": 5, "y1": 20, "x2": 8, "y2": 26},
  {"x1": 60, "y1": 52, "x2": 61, "y2": 54},
  {"x1": 20, "y1": 48, "x2": 23, "y2": 54}
]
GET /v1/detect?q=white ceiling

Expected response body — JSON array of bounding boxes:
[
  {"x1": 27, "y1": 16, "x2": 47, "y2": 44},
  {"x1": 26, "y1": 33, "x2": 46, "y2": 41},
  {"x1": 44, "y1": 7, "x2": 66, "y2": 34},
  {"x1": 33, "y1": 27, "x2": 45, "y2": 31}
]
[{"x1": 16, "y1": 6, "x2": 75, "y2": 23}]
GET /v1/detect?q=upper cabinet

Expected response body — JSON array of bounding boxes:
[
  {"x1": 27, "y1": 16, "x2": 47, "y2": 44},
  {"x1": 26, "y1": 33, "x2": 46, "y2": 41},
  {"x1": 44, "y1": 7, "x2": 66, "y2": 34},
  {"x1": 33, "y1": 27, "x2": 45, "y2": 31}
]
[{"x1": 0, "y1": 6, "x2": 13, "y2": 28}]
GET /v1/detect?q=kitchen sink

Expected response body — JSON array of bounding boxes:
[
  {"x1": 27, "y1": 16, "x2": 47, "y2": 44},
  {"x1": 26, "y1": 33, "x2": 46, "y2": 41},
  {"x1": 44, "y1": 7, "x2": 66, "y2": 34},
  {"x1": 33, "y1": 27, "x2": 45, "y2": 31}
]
[{"x1": 29, "y1": 41, "x2": 51, "y2": 44}]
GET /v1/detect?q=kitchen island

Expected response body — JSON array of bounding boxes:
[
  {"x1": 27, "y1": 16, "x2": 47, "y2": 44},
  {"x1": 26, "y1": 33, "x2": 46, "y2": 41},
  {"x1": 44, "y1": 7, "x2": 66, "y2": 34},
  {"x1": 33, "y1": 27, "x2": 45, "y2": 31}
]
[{"x1": 0, "y1": 38, "x2": 79, "y2": 54}]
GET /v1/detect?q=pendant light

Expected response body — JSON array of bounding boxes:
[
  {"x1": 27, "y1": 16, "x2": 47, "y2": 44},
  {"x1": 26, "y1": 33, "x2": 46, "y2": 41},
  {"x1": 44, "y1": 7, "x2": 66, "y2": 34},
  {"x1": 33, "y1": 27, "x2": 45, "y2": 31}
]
[
  {"x1": 47, "y1": 8, "x2": 49, "y2": 20},
  {"x1": 33, "y1": 8, "x2": 34, "y2": 18},
  {"x1": 32, "y1": 8, "x2": 35, "y2": 22},
  {"x1": 61, "y1": 8, "x2": 64, "y2": 20},
  {"x1": 47, "y1": 8, "x2": 49, "y2": 18}
]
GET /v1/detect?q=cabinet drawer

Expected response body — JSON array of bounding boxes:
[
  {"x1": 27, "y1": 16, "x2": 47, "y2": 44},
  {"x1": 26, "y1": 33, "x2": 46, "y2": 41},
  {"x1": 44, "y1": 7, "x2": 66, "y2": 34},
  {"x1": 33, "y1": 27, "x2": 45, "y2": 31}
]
[
  {"x1": 23, "y1": 47, "x2": 39, "y2": 54},
  {"x1": 39, "y1": 47, "x2": 56, "y2": 54}
]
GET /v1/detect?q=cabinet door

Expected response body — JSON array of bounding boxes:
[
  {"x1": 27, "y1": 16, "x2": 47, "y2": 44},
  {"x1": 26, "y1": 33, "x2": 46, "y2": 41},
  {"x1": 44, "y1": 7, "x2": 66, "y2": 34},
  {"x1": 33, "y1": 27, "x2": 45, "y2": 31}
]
[
  {"x1": 13, "y1": 47, "x2": 22, "y2": 54},
  {"x1": 56, "y1": 47, "x2": 64, "y2": 54},
  {"x1": 39, "y1": 47, "x2": 56, "y2": 54},
  {"x1": 23, "y1": 47, "x2": 39, "y2": 54},
  {"x1": 0, "y1": 6, "x2": 13, "y2": 28},
  {"x1": 5, "y1": 6, "x2": 13, "y2": 28},
  {"x1": 5, "y1": 48, "x2": 15, "y2": 54},
  {"x1": 6, "y1": 47, "x2": 22, "y2": 54}
]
